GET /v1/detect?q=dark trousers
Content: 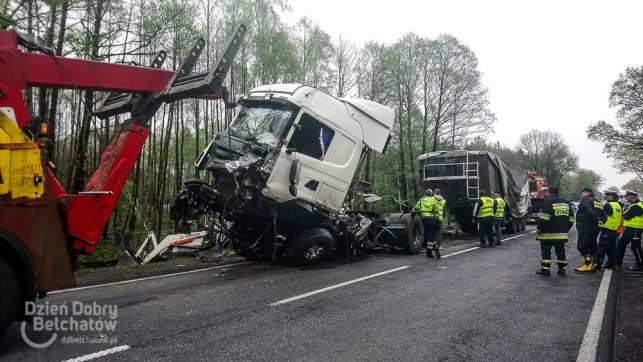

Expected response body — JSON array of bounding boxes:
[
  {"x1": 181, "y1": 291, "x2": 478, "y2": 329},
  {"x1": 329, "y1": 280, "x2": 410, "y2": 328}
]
[
  {"x1": 616, "y1": 228, "x2": 643, "y2": 266},
  {"x1": 493, "y1": 218, "x2": 502, "y2": 244},
  {"x1": 576, "y1": 223, "x2": 599, "y2": 257},
  {"x1": 436, "y1": 220, "x2": 443, "y2": 246},
  {"x1": 422, "y1": 218, "x2": 438, "y2": 254},
  {"x1": 478, "y1": 218, "x2": 495, "y2": 246},
  {"x1": 597, "y1": 228, "x2": 618, "y2": 268},
  {"x1": 540, "y1": 241, "x2": 567, "y2": 269}
]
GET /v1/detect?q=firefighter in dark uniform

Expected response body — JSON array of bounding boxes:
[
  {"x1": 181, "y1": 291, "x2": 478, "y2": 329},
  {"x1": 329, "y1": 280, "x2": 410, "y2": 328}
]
[
  {"x1": 536, "y1": 186, "x2": 574, "y2": 277},
  {"x1": 616, "y1": 190, "x2": 643, "y2": 271},
  {"x1": 574, "y1": 187, "x2": 605, "y2": 273},
  {"x1": 413, "y1": 189, "x2": 440, "y2": 258},
  {"x1": 492, "y1": 190, "x2": 506, "y2": 245},
  {"x1": 596, "y1": 190, "x2": 622, "y2": 270},
  {"x1": 473, "y1": 190, "x2": 497, "y2": 248}
]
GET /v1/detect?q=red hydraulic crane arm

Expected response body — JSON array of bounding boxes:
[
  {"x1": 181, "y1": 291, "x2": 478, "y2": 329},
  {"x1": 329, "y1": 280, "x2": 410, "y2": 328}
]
[{"x1": 0, "y1": 25, "x2": 246, "y2": 255}]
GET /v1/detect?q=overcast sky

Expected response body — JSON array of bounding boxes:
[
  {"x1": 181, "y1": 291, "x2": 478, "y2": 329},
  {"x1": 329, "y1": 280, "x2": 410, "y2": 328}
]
[{"x1": 283, "y1": 0, "x2": 641, "y2": 190}]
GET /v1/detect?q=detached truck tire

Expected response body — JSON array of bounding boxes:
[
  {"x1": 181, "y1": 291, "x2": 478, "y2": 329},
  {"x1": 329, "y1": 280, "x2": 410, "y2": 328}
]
[
  {"x1": 286, "y1": 228, "x2": 336, "y2": 265},
  {"x1": 0, "y1": 253, "x2": 20, "y2": 338}
]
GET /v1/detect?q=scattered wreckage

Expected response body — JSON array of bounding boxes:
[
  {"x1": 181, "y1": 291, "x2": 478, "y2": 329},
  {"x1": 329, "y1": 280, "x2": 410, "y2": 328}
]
[{"x1": 170, "y1": 84, "x2": 423, "y2": 264}]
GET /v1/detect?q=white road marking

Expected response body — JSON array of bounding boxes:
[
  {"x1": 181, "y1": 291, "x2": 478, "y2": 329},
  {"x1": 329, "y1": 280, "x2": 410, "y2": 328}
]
[
  {"x1": 270, "y1": 266, "x2": 410, "y2": 306},
  {"x1": 440, "y1": 231, "x2": 532, "y2": 258},
  {"x1": 441, "y1": 247, "x2": 480, "y2": 258},
  {"x1": 49, "y1": 262, "x2": 252, "y2": 294},
  {"x1": 576, "y1": 269, "x2": 612, "y2": 362},
  {"x1": 61, "y1": 345, "x2": 131, "y2": 362}
]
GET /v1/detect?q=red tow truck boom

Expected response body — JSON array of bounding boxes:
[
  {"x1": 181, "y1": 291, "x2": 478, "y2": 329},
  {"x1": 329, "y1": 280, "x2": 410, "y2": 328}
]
[{"x1": 0, "y1": 25, "x2": 245, "y2": 337}]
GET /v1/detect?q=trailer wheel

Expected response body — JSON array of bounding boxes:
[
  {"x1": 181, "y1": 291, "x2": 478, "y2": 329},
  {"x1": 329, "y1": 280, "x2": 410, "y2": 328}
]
[
  {"x1": 404, "y1": 215, "x2": 424, "y2": 254},
  {"x1": 0, "y1": 254, "x2": 20, "y2": 338},
  {"x1": 286, "y1": 228, "x2": 335, "y2": 265}
]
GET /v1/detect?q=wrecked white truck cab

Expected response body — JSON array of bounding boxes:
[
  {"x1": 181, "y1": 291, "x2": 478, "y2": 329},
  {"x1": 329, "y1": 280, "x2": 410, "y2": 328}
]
[
  {"x1": 246, "y1": 84, "x2": 394, "y2": 211},
  {"x1": 171, "y1": 84, "x2": 422, "y2": 264}
]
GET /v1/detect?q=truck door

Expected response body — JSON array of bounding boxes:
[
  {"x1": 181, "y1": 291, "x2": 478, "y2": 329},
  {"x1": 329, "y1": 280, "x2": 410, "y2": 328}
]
[
  {"x1": 285, "y1": 112, "x2": 334, "y2": 203},
  {"x1": 314, "y1": 130, "x2": 362, "y2": 211}
]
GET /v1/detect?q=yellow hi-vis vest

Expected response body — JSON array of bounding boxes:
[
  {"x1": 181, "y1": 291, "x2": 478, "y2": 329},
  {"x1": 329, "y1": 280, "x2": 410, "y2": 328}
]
[
  {"x1": 413, "y1": 196, "x2": 438, "y2": 218},
  {"x1": 477, "y1": 196, "x2": 495, "y2": 218},
  {"x1": 623, "y1": 201, "x2": 643, "y2": 229},
  {"x1": 435, "y1": 197, "x2": 446, "y2": 221},
  {"x1": 603, "y1": 201, "x2": 623, "y2": 231},
  {"x1": 494, "y1": 197, "x2": 506, "y2": 218}
]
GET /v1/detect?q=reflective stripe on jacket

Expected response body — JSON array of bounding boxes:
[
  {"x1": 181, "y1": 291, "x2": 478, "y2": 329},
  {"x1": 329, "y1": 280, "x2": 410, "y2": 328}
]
[
  {"x1": 603, "y1": 201, "x2": 623, "y2": 231},
  {"x1": 623, "y1": 201, "x2": 643, "y2": 229},
  {"x1": 494, "y1": 197, "x2": 506, "y2": 218},
  {"x1": 435, "y1": 197, "x2": 446, "y2": 221},
  {"x1": 413, "y1": 196, "x2": 438, "y2": 218},
  {"x1": 476, "y1": 196, "x2": 495, "y2": 218},
  {"x1": 537, "y1": 197, "x2": 574, "y2": 242}
]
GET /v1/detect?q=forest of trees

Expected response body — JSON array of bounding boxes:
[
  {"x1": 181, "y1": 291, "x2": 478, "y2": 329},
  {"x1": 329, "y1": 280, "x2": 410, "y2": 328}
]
[{"x1": 3, "y1": 0, "x2": 498, "y2": 245}]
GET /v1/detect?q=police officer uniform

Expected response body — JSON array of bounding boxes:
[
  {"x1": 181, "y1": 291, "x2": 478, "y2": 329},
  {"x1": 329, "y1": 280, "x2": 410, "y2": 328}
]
[
  {"x1": 616, "y1": 190, "x2": 643, "y2": 271},
  {"x1": 536, "y1": 186, "x2": 574, "y2": 276},
  {"x1": 493, "y1": 191, "x2": 506, "y2": 245},
  {"x1": 596, "y1": 190, "x2": 622, "y2": 270},
  {"x1": 413, "y1": 193, "x2": 440, "y2": 258},
  {"x1": 473, "y1": 190, "x2": 497, "y2": 248},
  {"x1": 575, "y1": 187, "x2": 605, "y2": 272}
]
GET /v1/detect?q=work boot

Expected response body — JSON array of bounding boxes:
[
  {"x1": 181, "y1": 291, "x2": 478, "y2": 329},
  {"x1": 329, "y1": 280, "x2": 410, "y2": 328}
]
[
  {"x1": 495, "y1": 241, "x2": 501, "y2": 246},
  {"x1": 604, "y1": 264, "x2": 615, "y2": 270},
  {"x1": 488, "y1": 243, "x2": 495, "y2": 248},
  {"x1": 536, "y1": 268, "x2": 551, "y2": 277},
  {"x1": 627, "y1": 264, "x2": 643, "y2": 272},
  {"x1": 433, "y1": 245, "x2": 441, "y2": 259},
  {"x1": 480, "y1": 244, "x2": 487, "y2": 248},
  {"x1": 574, "y1": 257, "x2": 594, "y2": 273},
  {"x1": 557, "y1": 267, "x2": 566, "y2": 276},
  {"x1": 426, "y1": 252, "x2": 434, "y2": 258}
]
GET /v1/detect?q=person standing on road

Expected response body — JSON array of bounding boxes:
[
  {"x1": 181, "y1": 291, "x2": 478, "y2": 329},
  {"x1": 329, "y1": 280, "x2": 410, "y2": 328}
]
[
  {"x1": 413, "y1": 188, "x2": 440, "y2": 258},
  {"x1": 616, "y1": 190, "x2": 643, "y2": 271},
  {"x1": 492, "y1": 191, "x2": 506, "y2": 246},
  {"x1": 473, "y1": 190, "x2": 497, "y2": 248},
  {"x1": 434, "y1": 188, "x2": 447, "y2": 249},
  {"x1": 536, "y1": 186, "x2": 574, "y2": 277},
  {"x1": 574, "y1": 187, "x2": 604, "y2": 273},
  {"x1": 596, "y1": 190, "x2": 623, "y2": 270}
]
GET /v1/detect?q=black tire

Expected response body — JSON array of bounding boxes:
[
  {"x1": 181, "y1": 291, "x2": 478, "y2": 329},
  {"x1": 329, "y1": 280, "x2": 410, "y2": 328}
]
[
  {"x1": 401, "y1": 214, "x2": 423, "y2": 255},
  {"x1": 0, "y1": 254, "x2": 20, "y2": 339},
  {"x1": 285, "y1": 228, "x2": 335, "y2": 265}
]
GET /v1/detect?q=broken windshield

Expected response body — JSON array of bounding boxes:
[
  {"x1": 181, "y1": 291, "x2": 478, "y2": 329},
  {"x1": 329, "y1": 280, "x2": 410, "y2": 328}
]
[{"x1": 228, "y1": 102, "x2": 295, "y2": 147}]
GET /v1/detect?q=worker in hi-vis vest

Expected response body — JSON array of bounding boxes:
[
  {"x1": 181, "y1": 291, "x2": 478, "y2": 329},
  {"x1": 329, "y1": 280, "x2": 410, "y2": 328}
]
[
  {"x1": 492, "y1": 190, "x2": 506, "y2": 245},
  {"x1": 413, "y1": 189, "x2": 440, "y2": 258},
  {"x1": 472, "y1": 190, "x2": 497, "y2": 248},
  {"x1": 596, "y1": 190, "x2": 622, "y2": 270},
  {"x1": 616, "y1": 190, "x2": 643, "y2": 271}
]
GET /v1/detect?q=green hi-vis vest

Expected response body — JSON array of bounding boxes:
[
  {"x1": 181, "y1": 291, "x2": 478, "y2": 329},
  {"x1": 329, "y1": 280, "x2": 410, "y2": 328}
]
[
  {"x1": 624, "y1": 201, "x2": 643, "y2": 229},
  {"x1": 414, "y1": 196, "x2": 438, "y2": 218},
  {"x1": 494, "y1": 198, "x2": 506, "y2": 218},
  {"x1": 436, "y1": 198, "x2": 446, "y2": 221},
  {"x1": 477, "y1": 196, "x2": 494, "y2": 218},
  {"x1": 603, "y1": 201, "x2": 623, "y2": 231}
]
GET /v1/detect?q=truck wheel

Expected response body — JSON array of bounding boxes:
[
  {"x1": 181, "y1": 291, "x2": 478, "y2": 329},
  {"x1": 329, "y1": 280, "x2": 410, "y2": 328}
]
[
  {"x1": 397, "y1": 214, "x2": 423, "y2": 255},
  {"x1": 286, "y1": 228, "x2": 335, "y2": 265},
  {"x1": 0, "y1": 254, "x2": 20, "y2": 338}
]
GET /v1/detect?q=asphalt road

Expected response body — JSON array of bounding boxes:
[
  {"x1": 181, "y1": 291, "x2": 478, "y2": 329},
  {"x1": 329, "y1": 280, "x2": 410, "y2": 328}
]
[{"x1": 0, "y1": 226, "x2": 614, "y2": 361}]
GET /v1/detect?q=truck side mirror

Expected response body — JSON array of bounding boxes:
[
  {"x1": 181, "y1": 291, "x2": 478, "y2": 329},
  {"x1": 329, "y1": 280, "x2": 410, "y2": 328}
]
[{"x1": 289, "y1": 159, "x2": 301, "y2": 197}]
